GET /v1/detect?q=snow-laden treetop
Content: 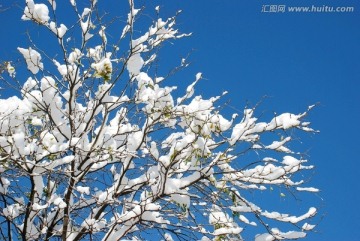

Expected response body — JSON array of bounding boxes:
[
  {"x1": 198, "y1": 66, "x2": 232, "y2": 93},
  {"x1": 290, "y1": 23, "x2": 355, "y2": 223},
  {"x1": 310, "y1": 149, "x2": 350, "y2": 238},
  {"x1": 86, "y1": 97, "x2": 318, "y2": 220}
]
[{"x1": 0, "y1": 0, "x2": 319, "y2": 240}]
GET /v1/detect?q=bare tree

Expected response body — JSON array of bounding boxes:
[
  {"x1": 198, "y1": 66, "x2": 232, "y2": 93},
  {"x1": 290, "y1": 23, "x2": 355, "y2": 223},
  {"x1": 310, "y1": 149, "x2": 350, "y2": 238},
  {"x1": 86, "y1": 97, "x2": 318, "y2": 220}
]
[{"x1": 0, "y1": 1, "x2": 319, "y2": 241}]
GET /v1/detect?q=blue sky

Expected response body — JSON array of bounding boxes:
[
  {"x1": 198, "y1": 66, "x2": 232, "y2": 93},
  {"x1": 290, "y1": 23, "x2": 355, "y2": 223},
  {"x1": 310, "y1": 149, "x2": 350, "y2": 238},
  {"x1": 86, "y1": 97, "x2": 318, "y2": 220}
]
[
  {"x1": 1, "y1": 0, "x2": 359, "y2": 240},
  {"x1": 173, "y1": 1, "x2": 360, "y2": 240}
]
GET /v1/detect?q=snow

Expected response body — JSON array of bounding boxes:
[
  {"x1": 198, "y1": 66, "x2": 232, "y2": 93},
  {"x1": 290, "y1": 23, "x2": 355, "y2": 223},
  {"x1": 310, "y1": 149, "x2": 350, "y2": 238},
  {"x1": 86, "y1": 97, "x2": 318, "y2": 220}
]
[
  {"x1": 132, "y1": 33, "x2": 149, "y2": 53},
  {"x1": 53, "y1": 197, "x2": 67, "y2": 208},
  {"x1": 302, "y1": 222, "x2": 316, "y2": 231},
  {"x1": 53, "y1": 60, "x2": 67, "y2": 75},
  {"x1": 31, "y1": 117, "x2": 43, "y2": 126},
  {"x1": 33, "y1": 175, "x2": 44, "y2": 199},
  {"x1": 68, "y1": 48, "x2": 83, "y2": 64},
  {"x1": 150, "y1": 141, "x2": 159, "y2": 159},
  {"x1": 239, "y1": 214, "x2": 256, "y2": 225},
  {"x1": 171, "y1": 193, "x2": 190, "y2": 208},
  {"x1": 22, "y1": 0, "x2": 50, "y2": 23},
  {"x1": 255, "y1": 229, "x2": 306, "y2": 241},
  {"x1": 265, "y1": 137, "x2": 292, "y2": 153},
  {"x1": 49, "y1": 22, "x2": 67, "y2": 38},
  {"x1": 296, "y1": 187, "x2": 320, "y2": 192},
  {"x1": 99, "y1": 26, "x2": 107, "y2": 44},
  {"x1": 282, "y1": 156, "x2": 301, "y2": 167},
  {"x1": 97, "y1": 190, "x2": 113, "y2": 204},
  {"x1": 18, "y1": 47, "x2": 44, "y2": 74},
  {"x1": 76, "y1": 186, "x2": 90, "y2": 195},
  {"x1": 13, "y1": 133, "x2": 26, "y2": 155},
  {"x1": 0, "y1": 178, "x2": 10, "y2": 194},
  {"x1": 231, "y1": 206, "x2": 254, "y2": 213},
  {"x1": 87, "y1": 46, "x2": 103, "y2": 62},
  {"x1": 255, "y1": 233, "x2": 275, "y2": 241},
  {"x1": 195, "y1": 72, "x2": 202, "y2": 81},
  {"x1": 32, "y1": 203, "x2": 48, "y2": 211},
  {"x1": 3, "y1": 204, "x2": 21, "y2": 219},
  {"x1": 40, "y1": 76, "x2": 57, "y2": 104},
  {"x1": 81, "y1": 16, "x2": 94, "y2": 41},
  {"x1": 267, "y1": 113, "x2": 302, "y2": 130},
  {"x1": 127, "y1": 53, "x2": 144, "y2": 76},
  {"x1": 121, "y1": 2, "x2": 140, "y2": 38},
  {"x1": 262, "y1": 207, "x2": 317, "y2": 224},
  {"x1": 82, "y1": 8, "x2": 91, "y2": 18},
  {"x1": 0, "y1": 96, "x2": 30, "y2": 132},
  {"x1": 209, "y1": 205, "x2": 231, "y2": 225},
  {"x1": 280, "y1": 231, "x2": 306, "y2": 239},
  {"x1": 213, "y1": 227, "x2": 243, "y2": 236},
  {"x1": 229, "y1": 109, "x2": 257, "y2": 145}
]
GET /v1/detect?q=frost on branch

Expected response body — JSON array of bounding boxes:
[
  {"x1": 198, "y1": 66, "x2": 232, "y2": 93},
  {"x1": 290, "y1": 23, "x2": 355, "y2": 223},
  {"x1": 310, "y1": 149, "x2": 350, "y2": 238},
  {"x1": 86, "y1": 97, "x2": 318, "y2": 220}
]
[{"x1": 0, "y1": 1, "x2": 319, "y2": 241}]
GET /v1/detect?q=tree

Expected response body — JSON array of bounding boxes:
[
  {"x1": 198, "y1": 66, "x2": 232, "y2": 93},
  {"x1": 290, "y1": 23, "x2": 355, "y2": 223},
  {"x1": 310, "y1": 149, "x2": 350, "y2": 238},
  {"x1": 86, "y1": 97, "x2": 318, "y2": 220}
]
[{"x1": 0, "y1": 0, "x2": 319, "y2": 240}]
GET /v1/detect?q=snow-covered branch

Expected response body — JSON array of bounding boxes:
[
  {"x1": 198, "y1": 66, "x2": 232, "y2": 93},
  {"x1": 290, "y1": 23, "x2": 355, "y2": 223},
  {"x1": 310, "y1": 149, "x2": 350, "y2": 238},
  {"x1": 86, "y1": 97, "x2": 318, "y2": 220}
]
[{"x1": 0, "y1": 1, "x2": 319, "y2": 240}]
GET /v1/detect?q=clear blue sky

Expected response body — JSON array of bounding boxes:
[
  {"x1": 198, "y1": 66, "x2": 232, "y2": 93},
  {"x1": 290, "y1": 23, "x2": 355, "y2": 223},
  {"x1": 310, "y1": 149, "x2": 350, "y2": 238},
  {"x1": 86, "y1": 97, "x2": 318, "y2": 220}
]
[
  {"x1": 174, "y1": 1, "x2": 360, "y2": 240},
  {"x1": 1, "y1": 0, "x2": 359, "y2": 240}
]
